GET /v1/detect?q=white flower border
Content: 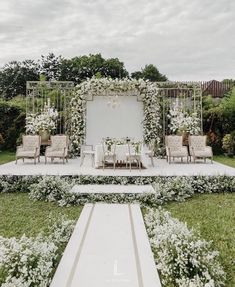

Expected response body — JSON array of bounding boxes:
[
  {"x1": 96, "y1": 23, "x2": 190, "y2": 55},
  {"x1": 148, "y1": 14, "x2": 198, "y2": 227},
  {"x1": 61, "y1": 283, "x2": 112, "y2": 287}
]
[{"x1": 69, "y1": 78, "x2": 161, "y2": 156}]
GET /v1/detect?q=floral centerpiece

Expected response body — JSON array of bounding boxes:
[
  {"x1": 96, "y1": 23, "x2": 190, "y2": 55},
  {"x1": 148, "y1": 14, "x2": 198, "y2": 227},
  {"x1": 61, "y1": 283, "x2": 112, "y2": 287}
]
[
  {"x1": 131, "y1": 140, "x2": 142, "y2": 153},
  {"x1": 26, "y1": 99, "x2": 58, "y2": 140}
]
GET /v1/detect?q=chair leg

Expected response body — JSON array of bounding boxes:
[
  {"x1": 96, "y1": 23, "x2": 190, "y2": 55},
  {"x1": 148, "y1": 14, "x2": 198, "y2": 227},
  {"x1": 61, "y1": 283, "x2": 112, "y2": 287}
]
[
  {"x1": 151, "y1": 156, "x2": 154, "y2": 167},
  {"x1": 80, "y1": 154, "x2": 84, "y2": 167}
]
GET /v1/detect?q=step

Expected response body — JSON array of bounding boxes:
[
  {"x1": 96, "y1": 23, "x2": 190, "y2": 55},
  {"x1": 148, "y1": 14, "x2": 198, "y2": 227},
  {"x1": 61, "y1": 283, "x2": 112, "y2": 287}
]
[
  {"x1": 50, "y1": 203, "x2": 161, "y2": 287},
  {"x1": 70, "y1": 184, "x2": 155, "y2": 194}
]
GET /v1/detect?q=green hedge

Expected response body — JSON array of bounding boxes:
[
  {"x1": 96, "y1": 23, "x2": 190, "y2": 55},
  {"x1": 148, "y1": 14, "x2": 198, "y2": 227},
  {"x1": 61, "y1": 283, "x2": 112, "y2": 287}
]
[{"x1": 0, "y1": 100, "x2": 25, "y2": 150}]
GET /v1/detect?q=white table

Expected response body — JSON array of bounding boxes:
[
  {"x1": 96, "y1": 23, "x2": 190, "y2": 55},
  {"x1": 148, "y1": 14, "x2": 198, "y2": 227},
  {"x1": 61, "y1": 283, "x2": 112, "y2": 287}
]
[{"x1": 94, "y1": 144, "x2": 149, "y2": 168}]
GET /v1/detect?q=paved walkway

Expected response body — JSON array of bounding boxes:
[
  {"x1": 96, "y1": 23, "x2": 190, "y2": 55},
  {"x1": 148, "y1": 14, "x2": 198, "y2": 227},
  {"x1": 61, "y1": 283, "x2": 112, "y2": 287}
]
[
  {"x1": 50, "y1": 203, "x2": 161, "y2": 287},
  {"x1": 0, "y1": 157, "x2": 235, "y2": 176}
]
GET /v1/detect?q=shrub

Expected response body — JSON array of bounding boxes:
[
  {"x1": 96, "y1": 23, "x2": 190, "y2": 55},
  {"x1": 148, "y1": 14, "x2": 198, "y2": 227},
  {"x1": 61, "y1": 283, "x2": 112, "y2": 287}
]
[
  {"x1": 144, "y1": 208, "x2": 226, "y2": 287},
  {"x1": 0, "y1": 100, "x2": 25, "y2": 150},
  {"x1": 0, "y1": 216, "x2": 75, "y2": 287},
  {"x1": 153, "y1": 177, "x2": 194, "y2": 203},
  {"x1": 222, "y1": 134, "x2": 234, "y2": 155},
  {"x1": 29, "y1": 176, "x2": 72, "y2": 202}
]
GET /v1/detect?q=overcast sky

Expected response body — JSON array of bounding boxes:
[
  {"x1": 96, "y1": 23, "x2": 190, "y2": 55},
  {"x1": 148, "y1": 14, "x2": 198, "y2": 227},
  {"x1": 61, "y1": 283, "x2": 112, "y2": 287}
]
[{"x1": 0, "y1": 0, "x2": 234, "y2": 81}]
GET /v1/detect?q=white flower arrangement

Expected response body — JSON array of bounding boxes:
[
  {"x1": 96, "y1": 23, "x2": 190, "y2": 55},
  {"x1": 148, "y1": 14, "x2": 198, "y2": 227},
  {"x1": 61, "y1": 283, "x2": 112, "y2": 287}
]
[
  {"x1": 0, "y1": 216, "x2": 75, "y2": 287},
  {"x1": 26, "y1": 99, "x2": 58, "y2": 134},
  {"x1": 167, "y1": 103, "x2": 201, "y2": 135},
  {"x1": 144, "y1": 208, "x2": 226, "y2": 287}
]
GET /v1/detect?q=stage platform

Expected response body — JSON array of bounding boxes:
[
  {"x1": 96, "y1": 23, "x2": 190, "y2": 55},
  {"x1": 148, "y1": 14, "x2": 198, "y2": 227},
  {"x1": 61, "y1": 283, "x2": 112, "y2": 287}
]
[{"x1": 0, "y1": 157, "x2": 235, "y2": 176}]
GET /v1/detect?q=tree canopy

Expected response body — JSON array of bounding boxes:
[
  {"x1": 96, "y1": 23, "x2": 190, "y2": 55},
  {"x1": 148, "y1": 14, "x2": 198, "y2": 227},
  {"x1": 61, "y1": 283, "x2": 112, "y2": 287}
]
[
  {"x1": 0, "y1": 53, "x2": 167, "y2": 99},
  {"x1": 131, "y1": 64, "x2": 167, "y2": 82}
]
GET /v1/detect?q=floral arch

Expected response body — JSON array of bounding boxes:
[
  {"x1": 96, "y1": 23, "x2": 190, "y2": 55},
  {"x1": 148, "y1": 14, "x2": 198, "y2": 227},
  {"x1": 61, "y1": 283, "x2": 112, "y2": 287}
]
[
  {"x1": 68, "y1": 78, "x2": 202, "y2": 156},
  {"x1": 68, "y1": 78, "x2": 162, "y2": 156}
]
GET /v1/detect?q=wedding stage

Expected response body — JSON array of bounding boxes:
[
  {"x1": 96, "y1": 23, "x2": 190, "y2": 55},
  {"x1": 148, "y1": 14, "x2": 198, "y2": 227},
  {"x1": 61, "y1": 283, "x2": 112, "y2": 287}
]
[{"x1": 1, "y1": 157, "x2": 235, "y2": 176}]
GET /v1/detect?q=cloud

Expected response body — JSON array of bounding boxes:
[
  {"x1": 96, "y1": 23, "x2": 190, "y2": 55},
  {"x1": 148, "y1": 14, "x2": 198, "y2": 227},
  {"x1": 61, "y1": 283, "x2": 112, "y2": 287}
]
[{"x1": 0, "y1": 0, "x2": 234, "y2": 80}]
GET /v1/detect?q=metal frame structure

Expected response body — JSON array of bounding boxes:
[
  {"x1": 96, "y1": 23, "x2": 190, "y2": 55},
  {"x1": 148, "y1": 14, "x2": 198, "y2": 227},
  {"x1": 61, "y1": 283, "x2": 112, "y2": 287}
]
[
  {"x1": 157, "y1": 82, "x2": 203, "y2": 138},
  {"x1": 26, "y1": 81, "x2": 74, "y2": 134}
]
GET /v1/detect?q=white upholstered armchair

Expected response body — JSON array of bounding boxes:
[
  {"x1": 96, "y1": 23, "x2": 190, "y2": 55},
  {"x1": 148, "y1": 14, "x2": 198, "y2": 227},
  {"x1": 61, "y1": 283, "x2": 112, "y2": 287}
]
[
  {"x1": 45, "y1": 135, "x2": 69, "y2": 164},
  {"x1": 16, "y1": 135, "x2": 41, "y2": 164},
  {"x1": 165, "y1": 135, "x2": 189, "y2": 163},
  {"x1": 188, "y1": 135, "x2": 213, "y2": 163}
]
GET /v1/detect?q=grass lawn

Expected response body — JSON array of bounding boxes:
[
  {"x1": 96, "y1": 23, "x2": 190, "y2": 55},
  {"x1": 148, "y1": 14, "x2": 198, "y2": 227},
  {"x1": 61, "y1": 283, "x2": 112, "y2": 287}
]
[
  {"x1": 214, "y1": 155, "x2": 235, "y2": 168},
  {"x1": 0, "y1": 193, "x2": 82, "y2": 238},
  {"x1": 0, "y1": 192, "x2": 234, "y2": 286},
  {"x1": 0, "y1": 150, "x2": 15, "y2": 165},
  {"x1": 165, "y1": 193, "x2": 235, "y2": 287}
]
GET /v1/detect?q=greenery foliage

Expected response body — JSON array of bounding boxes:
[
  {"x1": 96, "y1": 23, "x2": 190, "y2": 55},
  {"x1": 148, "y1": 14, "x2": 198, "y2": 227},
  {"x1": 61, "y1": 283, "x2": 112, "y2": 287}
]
[
  {"x1": 131, "y1": 64, "x2": 167, "y2": 81},
  {"x1": 222, "y1": 134, "x2": 234, "y2": 155},
  {"x1": 0, "y1": 60, "x2": 39, "y2": 99},
  {"x1": 0, "y1": 216, "x2": 75, "y2": 287},
  {"x1": 0, "y1": 53, "x2": 132, "y2": 100},
  {"x1": 0, "y1": 101, "x2": 25, "y2": 150},
  {"x1": 145, "y1": 208, "x2": 225, "y2": 286},
  {"x1": 166, "y1": 193, "x2": 235, "y2": 287},
  {"x1": 203, "y1": 87, "x2": 235, "y2": 153}
]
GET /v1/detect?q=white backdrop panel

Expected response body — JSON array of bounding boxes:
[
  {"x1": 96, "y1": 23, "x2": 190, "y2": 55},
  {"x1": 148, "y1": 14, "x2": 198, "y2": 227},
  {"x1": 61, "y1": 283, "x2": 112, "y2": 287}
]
[{"x1": 86, "y1": 96, "x2": 143, "y2": 145}]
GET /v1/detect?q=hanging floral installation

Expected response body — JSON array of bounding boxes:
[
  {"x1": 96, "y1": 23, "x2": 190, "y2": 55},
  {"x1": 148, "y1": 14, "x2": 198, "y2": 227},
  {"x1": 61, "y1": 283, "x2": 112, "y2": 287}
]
[{"x1": 69, "y1": 78, "x2": 162, "y2": 156}]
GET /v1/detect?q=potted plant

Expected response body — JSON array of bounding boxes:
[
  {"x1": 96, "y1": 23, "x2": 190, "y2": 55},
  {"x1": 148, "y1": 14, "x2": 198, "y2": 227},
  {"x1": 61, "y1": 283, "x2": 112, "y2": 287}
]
[
  {"x1": 168, "y1": 106, "x2": 201, "y2": 145},
  {"x1": 222, "y1": 134, "x2": 234, "y2": 157},
  {"x1": 26, "y1": 100, "x2": 58, "y2": 142}
]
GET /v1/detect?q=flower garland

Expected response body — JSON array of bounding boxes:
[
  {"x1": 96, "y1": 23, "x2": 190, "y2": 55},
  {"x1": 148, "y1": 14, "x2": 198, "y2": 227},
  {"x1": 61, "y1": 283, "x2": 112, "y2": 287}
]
[{"x1": 68, "y1": 78, "x2": 162, "y2": 156}]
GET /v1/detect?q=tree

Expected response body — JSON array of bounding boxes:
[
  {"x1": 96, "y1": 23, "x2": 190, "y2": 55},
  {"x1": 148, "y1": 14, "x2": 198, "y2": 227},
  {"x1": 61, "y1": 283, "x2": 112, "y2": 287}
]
[
  {"x1": 39, "y1": 53, "x2": 62, "y2": 80},
  {"x1": 131, "y1": 64, "x2": 167, "y2": 82},
  {"x1": 59, "y1": 54, "x2": 129, "y2": 84},
  {"x1": 102, "y1": 58, "x2": 128, "y2": 78},
  {"x1": 0, "y1": 60, "x2": 39, "y2": 99},
  {"x1": 59, "y1": 54, "x2": 105, "y2": 83},
  {"x1": 131, "y1": 71, "x2": 143, "y2": 80}
]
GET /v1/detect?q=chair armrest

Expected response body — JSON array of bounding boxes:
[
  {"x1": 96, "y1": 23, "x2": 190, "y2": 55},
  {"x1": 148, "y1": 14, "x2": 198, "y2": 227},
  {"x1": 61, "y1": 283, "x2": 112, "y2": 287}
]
[
  {"x1": 205, "y1": 146, "x2": 213, "y2": 155},
  {"x1": 16, "y1": 145, "x2": 23, "y2": 150}
]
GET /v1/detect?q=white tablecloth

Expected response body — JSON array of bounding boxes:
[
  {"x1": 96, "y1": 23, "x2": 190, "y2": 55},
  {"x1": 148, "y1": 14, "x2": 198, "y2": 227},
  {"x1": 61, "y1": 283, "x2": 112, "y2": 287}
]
[{"x1": 94, "y1": 144, "x2": 149, "y2": 168}]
